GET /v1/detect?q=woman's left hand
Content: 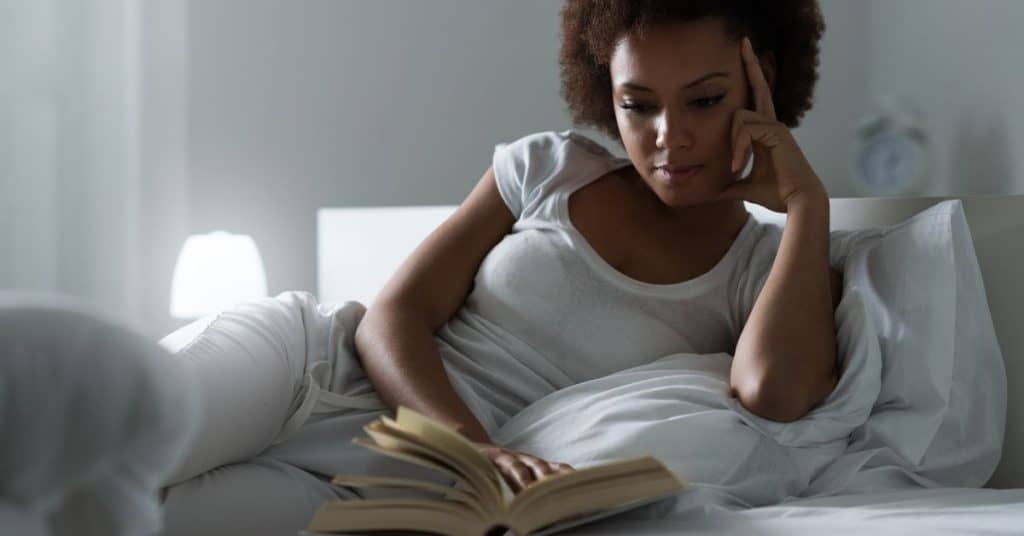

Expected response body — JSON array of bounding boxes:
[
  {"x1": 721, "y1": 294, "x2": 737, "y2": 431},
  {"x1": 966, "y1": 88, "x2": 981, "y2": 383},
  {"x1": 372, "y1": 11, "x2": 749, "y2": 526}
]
[{"x1": 718, "y1": 36, "x2": 827, "y2": 213}]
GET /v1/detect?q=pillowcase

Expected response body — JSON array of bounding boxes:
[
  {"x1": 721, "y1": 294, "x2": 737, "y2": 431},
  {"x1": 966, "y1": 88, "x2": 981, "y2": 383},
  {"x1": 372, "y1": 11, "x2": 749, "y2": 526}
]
[
  {"x1": 807, "y1": 199, "x2": 1004, "y2": 490},
  {"x1": 735, "y1": 199, "x2": 1004, "y2": 493}
]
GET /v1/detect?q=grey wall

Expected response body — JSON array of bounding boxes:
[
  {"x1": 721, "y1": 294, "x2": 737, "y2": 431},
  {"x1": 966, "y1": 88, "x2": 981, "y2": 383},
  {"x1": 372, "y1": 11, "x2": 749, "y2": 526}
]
[
  {"x1": 863, "y1": 0, "x2": 1022, "y2": 196},
  {"x1": 140, "y1": 0, "x2": 190, "y2": 339},
  {"x1": 187, "y1": 0, "x2": 572, "y2": 313},
  {"x1": 791, "y1": 0, "x2": 870, "y2": 200}
]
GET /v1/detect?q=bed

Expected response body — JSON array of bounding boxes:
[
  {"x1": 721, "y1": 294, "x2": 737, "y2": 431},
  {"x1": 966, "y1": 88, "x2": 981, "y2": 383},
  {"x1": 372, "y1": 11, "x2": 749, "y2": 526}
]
[{"x1": 318, "y1": 195, "x2": 1024, "y2": 534}]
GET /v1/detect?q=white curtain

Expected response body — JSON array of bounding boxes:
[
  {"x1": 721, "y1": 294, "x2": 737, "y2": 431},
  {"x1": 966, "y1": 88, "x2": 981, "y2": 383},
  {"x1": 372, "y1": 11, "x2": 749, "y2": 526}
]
[{"x1": 0, "y1": 0, "x2": 188, "y2": 338}]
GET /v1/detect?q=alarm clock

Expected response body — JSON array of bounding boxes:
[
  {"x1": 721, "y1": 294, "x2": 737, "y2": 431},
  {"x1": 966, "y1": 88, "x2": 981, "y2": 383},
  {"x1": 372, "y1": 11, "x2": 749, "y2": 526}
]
[{"x1": 851, "y1": 96, "x2": 934, "y2": 197}]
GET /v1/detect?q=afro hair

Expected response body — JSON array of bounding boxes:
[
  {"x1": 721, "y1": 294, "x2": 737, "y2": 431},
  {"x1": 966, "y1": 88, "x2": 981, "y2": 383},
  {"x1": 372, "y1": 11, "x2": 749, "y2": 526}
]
[{"x1": 558, "y1": 0, "x2": 825, "y2": 141}]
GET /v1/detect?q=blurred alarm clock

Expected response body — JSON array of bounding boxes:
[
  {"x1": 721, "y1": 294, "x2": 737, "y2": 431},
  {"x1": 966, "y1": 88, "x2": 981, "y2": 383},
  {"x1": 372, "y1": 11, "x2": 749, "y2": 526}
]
[{"x1": 851, "y1": 95, "x2": 933, "y2": 196}]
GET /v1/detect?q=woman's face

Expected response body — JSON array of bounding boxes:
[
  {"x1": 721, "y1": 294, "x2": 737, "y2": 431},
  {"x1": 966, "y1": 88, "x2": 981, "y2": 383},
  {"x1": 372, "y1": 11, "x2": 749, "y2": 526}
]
[{"x1": 610, "y1": 17, "x2": 774, "y2": 210}]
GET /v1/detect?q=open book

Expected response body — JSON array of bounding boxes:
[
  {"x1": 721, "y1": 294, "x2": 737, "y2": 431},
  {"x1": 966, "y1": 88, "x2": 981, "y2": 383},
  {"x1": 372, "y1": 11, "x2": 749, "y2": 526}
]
[{"x1": 304, "y1": 406, "x2": 686, "y2": 536}]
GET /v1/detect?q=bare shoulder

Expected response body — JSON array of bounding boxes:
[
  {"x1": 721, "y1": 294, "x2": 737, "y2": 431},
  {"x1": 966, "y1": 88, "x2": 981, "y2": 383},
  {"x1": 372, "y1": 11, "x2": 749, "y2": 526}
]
[{"x1": 566, "y1": 169, "x2": 636, "y2": 260}]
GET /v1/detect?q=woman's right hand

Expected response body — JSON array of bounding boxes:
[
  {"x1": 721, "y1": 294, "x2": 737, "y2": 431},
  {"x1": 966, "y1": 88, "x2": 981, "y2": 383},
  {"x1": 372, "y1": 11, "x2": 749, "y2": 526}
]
[{"x1": 474, "y1": 442, "x2": 575, "y2": 494}]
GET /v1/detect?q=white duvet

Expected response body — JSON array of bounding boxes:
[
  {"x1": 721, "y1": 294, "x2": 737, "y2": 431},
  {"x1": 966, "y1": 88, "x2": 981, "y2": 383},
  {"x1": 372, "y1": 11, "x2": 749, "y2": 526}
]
[{"x1": 156, "y1": 200, "x2": 1009, "y2": 534}]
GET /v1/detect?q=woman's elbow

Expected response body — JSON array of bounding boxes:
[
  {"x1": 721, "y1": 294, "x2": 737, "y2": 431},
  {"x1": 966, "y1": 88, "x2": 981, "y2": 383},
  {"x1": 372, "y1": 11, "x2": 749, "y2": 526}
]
[
  {"x1": 732, "y1": 372, "x2": 838, "y2": 423},
  {"x1": 732, "y1": 384, "x2": 804, "y2": 422}
]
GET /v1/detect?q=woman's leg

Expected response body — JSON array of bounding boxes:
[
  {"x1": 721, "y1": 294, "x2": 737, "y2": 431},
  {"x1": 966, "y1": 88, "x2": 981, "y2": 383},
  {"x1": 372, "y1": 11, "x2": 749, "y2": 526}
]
[
  {"x1": 157, "y1": 290, "x2": 457, "y2": 536},
  {"x1": 159, "y1": 293, "x2": 319, "y2": 487},
  {"x1": 161, "y1": 456, "x2": 358, "y2": 536}
]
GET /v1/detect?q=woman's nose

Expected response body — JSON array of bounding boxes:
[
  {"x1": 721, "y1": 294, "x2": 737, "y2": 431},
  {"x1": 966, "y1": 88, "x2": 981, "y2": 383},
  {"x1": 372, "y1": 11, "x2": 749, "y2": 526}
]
[{"x1": 655, "y1": 109, "x2": 695, "y2": 151}]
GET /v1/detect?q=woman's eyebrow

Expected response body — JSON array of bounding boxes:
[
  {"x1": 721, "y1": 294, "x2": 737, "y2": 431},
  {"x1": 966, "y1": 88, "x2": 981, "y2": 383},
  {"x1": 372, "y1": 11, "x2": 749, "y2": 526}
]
[{"x1": 618, "y1": 71, "x2": 729, "y2": 92}]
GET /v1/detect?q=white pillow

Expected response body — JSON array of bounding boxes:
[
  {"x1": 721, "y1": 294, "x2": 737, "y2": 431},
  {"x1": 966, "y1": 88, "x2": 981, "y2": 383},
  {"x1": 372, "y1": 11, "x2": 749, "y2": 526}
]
[{"x1": 810, "y1": 199, "x2": 1005, "y2": 491}]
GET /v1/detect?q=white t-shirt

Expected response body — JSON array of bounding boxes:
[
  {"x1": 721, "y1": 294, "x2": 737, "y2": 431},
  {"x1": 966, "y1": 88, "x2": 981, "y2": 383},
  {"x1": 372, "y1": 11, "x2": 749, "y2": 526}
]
[{"x1": 435, "y1": 129, "x2": 784, "y2": 436}]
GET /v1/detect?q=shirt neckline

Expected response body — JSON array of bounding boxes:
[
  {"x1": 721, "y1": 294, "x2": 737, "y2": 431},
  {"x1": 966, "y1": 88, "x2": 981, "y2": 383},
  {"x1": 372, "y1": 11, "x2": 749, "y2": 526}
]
[{"x1": 557, "y1": 157, "x2": 756, "y2": 297}]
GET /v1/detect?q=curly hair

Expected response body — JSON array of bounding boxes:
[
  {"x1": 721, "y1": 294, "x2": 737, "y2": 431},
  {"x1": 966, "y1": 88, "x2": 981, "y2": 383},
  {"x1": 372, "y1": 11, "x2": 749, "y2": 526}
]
[{"x1": 558, "y1": 0, "x2": 825, "y2": 142}]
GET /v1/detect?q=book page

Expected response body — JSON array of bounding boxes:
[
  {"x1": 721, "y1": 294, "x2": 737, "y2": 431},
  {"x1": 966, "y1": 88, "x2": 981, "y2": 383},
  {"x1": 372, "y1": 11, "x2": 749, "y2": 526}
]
[
  {"x1": 393, "y1": 408, "x2": 499, "y2": 483},
  {"x1": 508, "y1": 456, "x2": 676, "y2": 515},
  {"x1": 371, "y1": 417, "x2": 502, "y2": 510},
  {"x1": 329, "y1": 475, "x2": 486, "y2": 518},
  {"x1": 390, "y1": 408, "x2": 509, "y2": 509},
  {"x1": 306, "y1": 498, "x2": 483, "y2": 535},
  {"x1": 525, "y1": 489, "x2": 681, "y2": 536},
  {"x1": 349, "y1": 436, "x2": 466, "y2": 486},
  {"x1": 364, "y1": 422, "x2": 471, "y2": 484},
  {"x1": 514, "y1": 474, "x2": 684, "y2": 535}
]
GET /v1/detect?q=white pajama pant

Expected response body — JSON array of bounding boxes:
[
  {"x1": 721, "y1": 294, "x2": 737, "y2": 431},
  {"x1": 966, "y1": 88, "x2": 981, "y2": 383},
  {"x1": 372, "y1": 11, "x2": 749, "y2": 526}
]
[{"x1": 158, "y1": 291, "x2": 454, "y2": 536}]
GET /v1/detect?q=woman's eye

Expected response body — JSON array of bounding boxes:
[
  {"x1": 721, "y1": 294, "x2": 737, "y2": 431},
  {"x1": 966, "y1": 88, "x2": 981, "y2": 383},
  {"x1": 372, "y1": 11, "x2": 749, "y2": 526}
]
[
  {"x1": 693, "y1": 94, "x2": 726, "y2": 108},
  {"x1": 619, "y1": 94, "x2": 726, "y2": 114},
  {"x1": 620, "y1": 103, "x2": 653, "y2": 114}
]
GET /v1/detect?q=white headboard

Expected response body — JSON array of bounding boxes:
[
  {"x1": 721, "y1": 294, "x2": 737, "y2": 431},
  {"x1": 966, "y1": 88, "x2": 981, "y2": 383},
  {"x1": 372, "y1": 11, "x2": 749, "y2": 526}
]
[
  {"x1": 318, "y1": 195, "x2": 1024, "y2": 488},
  {"x1": 317, "y1": 205, "x2": 456, "y2": 308}
]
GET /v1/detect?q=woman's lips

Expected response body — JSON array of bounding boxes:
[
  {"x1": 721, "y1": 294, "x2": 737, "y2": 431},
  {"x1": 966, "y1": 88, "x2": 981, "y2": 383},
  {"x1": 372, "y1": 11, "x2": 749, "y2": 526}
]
[{"x1": 657, "y1": 165, "x2": 703, "y2": 183}]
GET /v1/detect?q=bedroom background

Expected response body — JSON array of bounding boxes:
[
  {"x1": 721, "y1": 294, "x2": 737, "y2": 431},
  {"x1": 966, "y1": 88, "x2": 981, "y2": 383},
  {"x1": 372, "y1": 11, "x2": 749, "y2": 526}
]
[{"x1": 1, "y1": 0, "x2": 1020, "y2": 340}]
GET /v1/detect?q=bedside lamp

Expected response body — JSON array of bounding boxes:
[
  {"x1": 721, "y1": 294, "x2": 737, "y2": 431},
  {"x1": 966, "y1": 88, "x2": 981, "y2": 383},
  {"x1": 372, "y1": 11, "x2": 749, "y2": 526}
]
[{"x1": 170, "y1": 231, "x2": 268, "y2": 319}]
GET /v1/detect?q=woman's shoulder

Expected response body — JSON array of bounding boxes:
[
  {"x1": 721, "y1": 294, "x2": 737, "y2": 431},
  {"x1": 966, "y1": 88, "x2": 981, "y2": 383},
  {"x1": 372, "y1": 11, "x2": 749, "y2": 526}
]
[
  {"x1": 742, "y1": 215, "x2": 784, "y2": 256},
  {"x1": 721, "y1": 213, "x2": 783, "y2": 282},
  {"x1": 492, "y1": 129, "x2": 624, "y2": 220},
  {"x1": 495, "y1": 129, "x2": 618, "y2": 166}
]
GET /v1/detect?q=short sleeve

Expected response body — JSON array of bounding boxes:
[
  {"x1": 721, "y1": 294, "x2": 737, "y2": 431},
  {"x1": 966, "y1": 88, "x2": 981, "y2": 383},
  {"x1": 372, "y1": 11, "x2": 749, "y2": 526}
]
[{"x1": 491, "y1": 130, "x2": 614, "y2": 220}]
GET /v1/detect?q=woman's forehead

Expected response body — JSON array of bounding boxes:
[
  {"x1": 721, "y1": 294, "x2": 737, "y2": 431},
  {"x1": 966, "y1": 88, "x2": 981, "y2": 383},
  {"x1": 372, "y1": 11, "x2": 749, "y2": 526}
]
[{"x1": 610, "y1": 20, "x2": 737, "y2": 89}]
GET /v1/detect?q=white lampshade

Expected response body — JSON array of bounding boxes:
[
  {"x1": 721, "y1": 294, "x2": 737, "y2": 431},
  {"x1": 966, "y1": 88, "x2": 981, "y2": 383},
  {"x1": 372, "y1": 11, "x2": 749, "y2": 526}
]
[{"x1": 170, "y1": 231, "x2": 268, "y2": 318}]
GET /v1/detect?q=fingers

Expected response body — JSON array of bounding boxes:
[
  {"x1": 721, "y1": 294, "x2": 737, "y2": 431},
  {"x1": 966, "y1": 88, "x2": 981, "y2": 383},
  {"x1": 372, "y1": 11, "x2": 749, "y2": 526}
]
[
  {"x1": 506, "y1": 459, "x2": 534, "y2": 492},
  {"x1": 731, "y1": 109, "x2": 787, "y2": 173},
  {"x1": 494, "y1": 455, "x2": 537, "y2": 492},
  {"x1": 741, "y1": 36, "x2": 776, "y2": 120},
  {"x1": 480, "y1": 443, "x2": 577, "y2": 494},
  {"x1": 494, "y1": 452, "x2": 575, "y2": 493},
  {"x1": 522, "y1": 454, "x2": 575, "y2": 480},
  {"x1": 731, "y1": 110, "x2": 754, "y2": 174},
  {"x1": 519, "y1": 455, "x2": 558, "y2": 480},
  {"x1": 732, "y1": 135, "x2": 752, "y2": 175}
]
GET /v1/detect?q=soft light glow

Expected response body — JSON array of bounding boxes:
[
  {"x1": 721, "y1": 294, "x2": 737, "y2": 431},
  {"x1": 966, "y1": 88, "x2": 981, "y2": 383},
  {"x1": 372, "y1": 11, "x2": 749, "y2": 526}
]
[{"x1": 170, "y1": 231, "x2": 268, "y2": 318}]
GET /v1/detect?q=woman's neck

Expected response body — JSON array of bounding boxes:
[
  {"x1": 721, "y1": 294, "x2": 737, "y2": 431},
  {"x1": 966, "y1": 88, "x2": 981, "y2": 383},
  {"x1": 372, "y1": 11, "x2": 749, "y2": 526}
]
[{"x1": 621, "y1": 165, "x2": 750, "y2": 238}]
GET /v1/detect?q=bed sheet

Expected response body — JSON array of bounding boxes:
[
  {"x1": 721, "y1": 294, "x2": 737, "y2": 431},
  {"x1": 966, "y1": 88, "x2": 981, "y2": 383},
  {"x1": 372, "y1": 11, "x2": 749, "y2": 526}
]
[{"x1": 558, "y1": 487, "x2": 1024, "y2": 535}]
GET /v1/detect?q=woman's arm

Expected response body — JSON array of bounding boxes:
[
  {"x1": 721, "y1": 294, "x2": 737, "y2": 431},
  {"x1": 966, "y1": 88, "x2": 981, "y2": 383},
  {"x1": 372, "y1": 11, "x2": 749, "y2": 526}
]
[
  {"x1": 356, "y1": 303, "x2": 493, "y2": 444},
  {"x1": 730, "y1": 191, "x2": 840, "y2": 422},
  {"x1": 354, "y1": 165, "x2": 515, "y2": 446}
]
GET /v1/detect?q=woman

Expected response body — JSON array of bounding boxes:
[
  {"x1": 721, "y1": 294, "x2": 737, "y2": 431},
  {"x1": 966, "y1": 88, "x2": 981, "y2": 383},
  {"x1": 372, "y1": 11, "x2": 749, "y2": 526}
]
[{"x1": 357, "y1": 0, "x2": 842, "y2": 497}]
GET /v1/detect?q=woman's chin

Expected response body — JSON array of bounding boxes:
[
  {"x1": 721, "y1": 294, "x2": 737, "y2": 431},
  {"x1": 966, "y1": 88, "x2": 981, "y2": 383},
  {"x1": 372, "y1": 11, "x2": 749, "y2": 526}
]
[{"x1": 652, "y1": 185, "x2": 730, "y2": 208}]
